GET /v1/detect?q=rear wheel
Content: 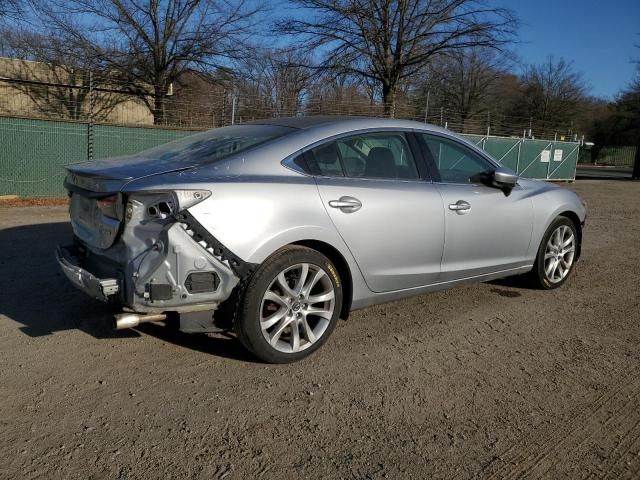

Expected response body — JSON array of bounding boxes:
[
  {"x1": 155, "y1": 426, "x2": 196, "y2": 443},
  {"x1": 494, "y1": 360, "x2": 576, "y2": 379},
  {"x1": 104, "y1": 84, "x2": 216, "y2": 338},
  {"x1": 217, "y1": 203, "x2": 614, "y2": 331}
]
[
  {"x1": 235, "y1": 246, "x2": 343, "y2": 363},
  {"x1": 530, "y1": 216, "x2": 578, "y2": 289}
]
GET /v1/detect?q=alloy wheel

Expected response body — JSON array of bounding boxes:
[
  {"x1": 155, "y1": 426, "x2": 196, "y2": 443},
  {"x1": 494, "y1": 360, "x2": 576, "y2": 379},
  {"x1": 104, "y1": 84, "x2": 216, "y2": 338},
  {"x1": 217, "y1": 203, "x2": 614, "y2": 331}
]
[
  {"x1": 260, "y1": 263, "x2": 335, "y2": 353},
  {"x1": 544, "y1": 225, "x2": 576, "y2": 284}
]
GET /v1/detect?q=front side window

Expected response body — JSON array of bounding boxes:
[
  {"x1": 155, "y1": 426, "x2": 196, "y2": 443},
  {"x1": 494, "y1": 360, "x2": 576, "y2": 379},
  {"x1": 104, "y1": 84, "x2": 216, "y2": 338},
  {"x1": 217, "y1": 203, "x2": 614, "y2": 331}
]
[
  {"x1": 309, "y1": 132, "x2": 419, "y2": 180},
  {"x1": 418, "y1": 134, "x2": 493, "y2": 184}
]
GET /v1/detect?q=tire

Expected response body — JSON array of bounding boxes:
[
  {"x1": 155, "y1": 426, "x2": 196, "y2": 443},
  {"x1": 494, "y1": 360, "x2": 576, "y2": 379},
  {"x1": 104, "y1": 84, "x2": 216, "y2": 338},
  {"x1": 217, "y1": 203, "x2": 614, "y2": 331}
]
[
  {"x1": 529, "y1": 216, "x2": 579, "y2": 289},
  {"x1": 234, "y1": 245, "x2": 343, "y2": 363}
]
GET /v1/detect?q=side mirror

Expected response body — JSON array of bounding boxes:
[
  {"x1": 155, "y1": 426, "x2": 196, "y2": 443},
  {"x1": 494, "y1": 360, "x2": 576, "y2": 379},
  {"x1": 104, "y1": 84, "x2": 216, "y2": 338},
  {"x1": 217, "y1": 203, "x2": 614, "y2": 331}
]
[{"x1": 491, "y1": 166, "x2": 518, "y2": 196}]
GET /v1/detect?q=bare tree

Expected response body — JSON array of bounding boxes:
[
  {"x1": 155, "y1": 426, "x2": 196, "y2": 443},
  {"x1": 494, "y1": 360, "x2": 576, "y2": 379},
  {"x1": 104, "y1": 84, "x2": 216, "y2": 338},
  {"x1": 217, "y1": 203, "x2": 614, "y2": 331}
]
[
  {"x1": 305, "y1": 72, "x2": 376, "y2": 115},
  {"x1": 236, "y1": 49, "x2": 313, "y2": 118},
  {"x1": 419, "y1": 47, "x2": 512, "y2": 131},
  {"x1": 33, "y1": 0, "x2": 262, "y2": 124},
  {"x1": 511, "y1": 56, "x2": 588, "y2": 131},
  {"x1": 0, "y1": 0, "x2": 22, "y2": 19},
  {"x1": 0, "y1": 0, "x2": 24, "y2": 55},
  {"x1": 277, "y1": 0, "x2": 517, "y2": 116}
]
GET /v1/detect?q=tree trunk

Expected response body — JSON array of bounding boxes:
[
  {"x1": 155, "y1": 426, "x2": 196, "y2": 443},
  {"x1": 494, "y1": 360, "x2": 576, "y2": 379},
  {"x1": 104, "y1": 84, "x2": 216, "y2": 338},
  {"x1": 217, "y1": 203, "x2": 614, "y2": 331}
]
[
  {"x1": 153, "y1": 87, "x2": 166, "y2": 125},
  {"x1": 633, "y1": 144, "x2": 640, "y2": 180},
  {"x1": 460, "y1": 112, "x2": 468, "y2": 133},
  {"x1": 382, "y1": 82, "x2": 396, "y2": 118}
]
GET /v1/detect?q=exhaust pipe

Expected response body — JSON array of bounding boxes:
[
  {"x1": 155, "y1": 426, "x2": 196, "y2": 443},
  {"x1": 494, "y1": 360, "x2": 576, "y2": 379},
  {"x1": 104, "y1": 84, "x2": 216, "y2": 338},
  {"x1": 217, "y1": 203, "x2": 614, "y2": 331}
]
[{"x1": 114, "y1": 312, "x2": 167, "y2": 330}]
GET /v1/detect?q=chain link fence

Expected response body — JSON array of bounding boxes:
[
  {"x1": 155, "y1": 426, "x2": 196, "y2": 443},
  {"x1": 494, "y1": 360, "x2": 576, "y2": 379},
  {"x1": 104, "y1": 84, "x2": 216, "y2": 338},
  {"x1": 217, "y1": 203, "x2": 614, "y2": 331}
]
[
  {"x1": 0, "y1": 75, "x2": 583, "y2": 141},
  {"x1": 579, "y1": 146, "x2": 638, "y2": 167}
]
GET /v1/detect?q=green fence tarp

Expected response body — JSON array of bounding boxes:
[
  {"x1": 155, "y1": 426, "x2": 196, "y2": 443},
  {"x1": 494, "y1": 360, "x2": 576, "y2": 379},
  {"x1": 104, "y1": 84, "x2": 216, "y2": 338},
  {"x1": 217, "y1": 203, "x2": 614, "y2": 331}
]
[
  {"x1": 0, "y1": 117, "x2": 87, "y2": 196},
  {"x1": 93, "y1": 125, "x2": 194, "y2": 159},
  {"x1": 460, "y1": 134, "x2": 579, "y2": 181}
]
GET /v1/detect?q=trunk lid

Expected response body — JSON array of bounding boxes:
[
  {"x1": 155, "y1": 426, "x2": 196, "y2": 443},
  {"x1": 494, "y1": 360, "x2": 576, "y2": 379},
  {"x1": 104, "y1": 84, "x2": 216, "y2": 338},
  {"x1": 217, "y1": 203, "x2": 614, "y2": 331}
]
[
  {"x1": 65, "y1": 156, "x2": 196, "y2": 193},
  {"x1": 64, "y1": 156, "x2": 196, "y2": 250}
]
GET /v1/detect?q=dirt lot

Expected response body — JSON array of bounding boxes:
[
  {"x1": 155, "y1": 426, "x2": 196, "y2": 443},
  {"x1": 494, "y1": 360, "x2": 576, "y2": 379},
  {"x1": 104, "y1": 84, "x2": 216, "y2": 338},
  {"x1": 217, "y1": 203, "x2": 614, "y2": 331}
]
[{"x1": 1, "y1": 180, "x2": 639, "y2": 479}]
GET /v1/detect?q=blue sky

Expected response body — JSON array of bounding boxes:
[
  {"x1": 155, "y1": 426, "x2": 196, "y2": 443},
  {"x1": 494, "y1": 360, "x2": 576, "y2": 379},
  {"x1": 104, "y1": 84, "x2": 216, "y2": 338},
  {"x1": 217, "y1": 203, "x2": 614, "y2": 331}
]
[
  {"x1": 510, "y1": 0, "x2": 639, "y2": 99},
  {"x1": 269, "y1": 0, "x2": 639, "y2": 99}
]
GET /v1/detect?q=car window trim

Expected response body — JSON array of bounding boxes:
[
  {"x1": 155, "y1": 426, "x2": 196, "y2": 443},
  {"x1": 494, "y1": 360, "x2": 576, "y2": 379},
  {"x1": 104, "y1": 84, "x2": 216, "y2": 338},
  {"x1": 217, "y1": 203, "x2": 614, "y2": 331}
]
[
  {"x1": 282, "y1": 127, "x2": 417, "y2": 177},
  {"x1": 406, "y1": 132, "x2": 432, "y2": 181},
  {"x1": 303, "y1": 129, "x2": 427, "y2": 182},
  {"x1": 336, "y1": 132, "x2": 419, "y2": 181},
  {"x1": 280, "y1": 127, "x2": 499, "y2": 183}
]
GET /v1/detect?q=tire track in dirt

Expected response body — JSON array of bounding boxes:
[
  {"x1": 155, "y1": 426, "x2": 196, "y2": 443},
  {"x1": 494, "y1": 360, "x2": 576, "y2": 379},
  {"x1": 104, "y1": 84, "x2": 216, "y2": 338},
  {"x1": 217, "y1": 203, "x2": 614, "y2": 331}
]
[
  {"x1": 479, "y1": 370, "x2": 640, "y2": 479},
  {"x1": 601, "y1": 416, "x2": 640, "y2": 480}
]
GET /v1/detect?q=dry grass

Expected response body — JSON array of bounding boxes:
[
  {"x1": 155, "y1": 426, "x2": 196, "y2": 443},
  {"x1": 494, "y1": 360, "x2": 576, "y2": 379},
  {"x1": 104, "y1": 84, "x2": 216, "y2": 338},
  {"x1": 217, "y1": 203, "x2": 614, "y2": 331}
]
[{"x1": 0, "y1": 197, "x2": 68, "y2": 208}]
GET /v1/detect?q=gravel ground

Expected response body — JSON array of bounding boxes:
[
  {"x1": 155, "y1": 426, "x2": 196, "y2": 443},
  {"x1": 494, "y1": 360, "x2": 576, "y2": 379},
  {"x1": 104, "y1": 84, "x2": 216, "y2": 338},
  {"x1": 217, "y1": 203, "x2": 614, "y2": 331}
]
[{"x1": 1, "y1": 180, "x2": 639, "y2": 479}]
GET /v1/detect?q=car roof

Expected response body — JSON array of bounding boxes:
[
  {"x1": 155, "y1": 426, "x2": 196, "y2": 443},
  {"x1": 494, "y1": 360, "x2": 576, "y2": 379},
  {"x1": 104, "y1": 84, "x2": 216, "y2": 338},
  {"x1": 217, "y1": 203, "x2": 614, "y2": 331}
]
[
  {"x1": 244, "y1": 115, "x2": 355, "y2": 129},
  {"x1": 243, "y1": 115, "x2": 450, "y2": 134}
]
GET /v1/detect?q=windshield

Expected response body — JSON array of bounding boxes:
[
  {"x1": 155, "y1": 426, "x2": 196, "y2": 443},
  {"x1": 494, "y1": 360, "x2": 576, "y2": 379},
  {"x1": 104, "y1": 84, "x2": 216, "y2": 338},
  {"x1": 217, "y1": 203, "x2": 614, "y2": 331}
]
[{"x1": 127, "y1": 124, "x2": 294, "y2": 165}]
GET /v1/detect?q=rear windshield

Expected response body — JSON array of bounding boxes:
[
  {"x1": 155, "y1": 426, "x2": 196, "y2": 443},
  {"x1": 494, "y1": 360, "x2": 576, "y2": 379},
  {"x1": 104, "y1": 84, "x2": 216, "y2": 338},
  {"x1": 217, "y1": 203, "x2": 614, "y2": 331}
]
[{"x1": 128, "y1": 124, "x2": 294, "y2": 165}]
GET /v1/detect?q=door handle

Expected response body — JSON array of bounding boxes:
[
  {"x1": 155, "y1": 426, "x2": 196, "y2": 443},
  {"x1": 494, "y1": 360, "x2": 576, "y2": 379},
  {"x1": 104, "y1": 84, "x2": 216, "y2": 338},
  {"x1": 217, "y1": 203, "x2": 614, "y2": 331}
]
[
  {"x1": 329, "y1": 196, "x2": 362, "y2": 213},
  {"x1": 448, "y1": 200, "x2": 471, "y2": 215}
]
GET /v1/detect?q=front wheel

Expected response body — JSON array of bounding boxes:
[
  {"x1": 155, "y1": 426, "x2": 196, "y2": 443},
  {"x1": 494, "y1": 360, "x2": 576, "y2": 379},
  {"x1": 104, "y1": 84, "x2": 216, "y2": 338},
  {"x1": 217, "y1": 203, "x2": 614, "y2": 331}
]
[
  {"x1": 529, "y1": 216, "x2": 578, "y2": 289},
  {"x1": 234, "y1": 246, "x2": 343, "y2": 363}
]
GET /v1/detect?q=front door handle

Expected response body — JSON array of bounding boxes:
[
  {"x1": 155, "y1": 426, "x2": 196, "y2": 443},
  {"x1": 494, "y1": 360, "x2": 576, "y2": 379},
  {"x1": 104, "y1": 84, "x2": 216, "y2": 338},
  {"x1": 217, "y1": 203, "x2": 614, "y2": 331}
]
[
  {"x1": 449, "y1": 200, "x2": 471, "y2": 215},
  {"x1": 329, "y1": 196, "x2": 362, "y2": 213}
]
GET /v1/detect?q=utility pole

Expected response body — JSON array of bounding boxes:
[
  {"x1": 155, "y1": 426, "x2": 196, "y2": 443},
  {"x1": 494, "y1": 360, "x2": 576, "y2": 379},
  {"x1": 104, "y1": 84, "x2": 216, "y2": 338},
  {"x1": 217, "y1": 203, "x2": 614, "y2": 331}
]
[
  {"x1": 423, "y1": 90, "x2": 430, "y2": 123},
  {"x1": 87, "y1": 71, "x2": 94, "y2": 161},
  {"x1": 222, "y1": 89, "x2": 227, "y2": 127},
  {"x1": 231, "y1": 95, "x2": 237, "y2": 125},
  {"x1": 486, "y1": 110, "x2": 491, "y2": 137}
]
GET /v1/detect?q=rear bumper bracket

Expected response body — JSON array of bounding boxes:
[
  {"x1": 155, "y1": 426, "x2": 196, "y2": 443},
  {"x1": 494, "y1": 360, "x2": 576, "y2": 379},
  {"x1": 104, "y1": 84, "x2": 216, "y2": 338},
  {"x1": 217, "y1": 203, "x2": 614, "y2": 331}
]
[{"x1": 56, "y1": 245, "x2": 120, "y2": 302}]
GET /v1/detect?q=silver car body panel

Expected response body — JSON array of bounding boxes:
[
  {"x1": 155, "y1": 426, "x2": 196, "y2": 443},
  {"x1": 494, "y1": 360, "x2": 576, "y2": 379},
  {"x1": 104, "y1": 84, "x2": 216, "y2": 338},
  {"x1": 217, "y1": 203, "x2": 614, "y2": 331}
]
[
  {"x1": 314, "y1": 176, "x2": 444, "y2": 292},
  {"x1": 434, "y1": 182, "x2": 533, "y2": 281},
  {"x1": 60, "y1": 117, "x2": 586, "y2": 315}
]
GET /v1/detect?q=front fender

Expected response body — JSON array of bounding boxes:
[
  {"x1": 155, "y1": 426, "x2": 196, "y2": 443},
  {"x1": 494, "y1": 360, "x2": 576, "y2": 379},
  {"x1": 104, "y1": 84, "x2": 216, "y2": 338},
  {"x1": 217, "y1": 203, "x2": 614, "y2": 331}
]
[{"x1": 526, "y1": 184, "x2": 586, "y2": 260}]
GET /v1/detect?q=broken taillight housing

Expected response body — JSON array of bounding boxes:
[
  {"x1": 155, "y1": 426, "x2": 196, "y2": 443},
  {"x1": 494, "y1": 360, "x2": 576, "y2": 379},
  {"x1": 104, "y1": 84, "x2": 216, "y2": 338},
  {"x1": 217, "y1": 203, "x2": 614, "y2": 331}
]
[
  {"x1": 127, "y1": 190, "x2": 211, "y2": 221},
  {"x1": 96, "y1": 194, "x2": 121, "y2": 220}
]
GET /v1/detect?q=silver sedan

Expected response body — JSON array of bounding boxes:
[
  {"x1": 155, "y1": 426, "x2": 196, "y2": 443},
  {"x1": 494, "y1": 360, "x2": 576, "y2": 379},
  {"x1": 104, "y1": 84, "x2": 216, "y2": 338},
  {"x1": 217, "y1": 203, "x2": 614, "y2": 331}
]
[{"x1": 57, "y1": 117, "x2": 586, "y2": 363}]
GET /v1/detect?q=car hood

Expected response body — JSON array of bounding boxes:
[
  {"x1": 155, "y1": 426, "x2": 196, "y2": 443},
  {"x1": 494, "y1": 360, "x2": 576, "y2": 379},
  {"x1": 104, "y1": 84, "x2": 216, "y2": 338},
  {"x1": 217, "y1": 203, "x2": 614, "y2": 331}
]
[{"x1": 518, "y1": 178, "x2": 561, "y2": 191}]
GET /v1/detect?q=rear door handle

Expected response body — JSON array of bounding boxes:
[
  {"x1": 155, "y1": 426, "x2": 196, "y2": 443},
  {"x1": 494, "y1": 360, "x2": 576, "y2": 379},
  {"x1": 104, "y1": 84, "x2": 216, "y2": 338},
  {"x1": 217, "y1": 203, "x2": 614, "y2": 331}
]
[
  {"x1": 448, "y1": 200, "x2": 471, "y2": 215},
  {"x1": 329, "y1": 196, "x2": 362, "y2": 213}
]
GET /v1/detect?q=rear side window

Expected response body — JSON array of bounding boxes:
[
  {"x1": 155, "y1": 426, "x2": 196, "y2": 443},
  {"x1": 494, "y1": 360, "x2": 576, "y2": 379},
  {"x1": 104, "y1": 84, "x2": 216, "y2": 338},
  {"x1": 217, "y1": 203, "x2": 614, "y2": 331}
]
[
  {"x1": 126, "y1": 124, "x2": 294, "y2": 166},
  {"x1": 310, "y1": 142, "x2": 345, "y2": 176},
  {"x1": 308, "y1": 132, "x2": 419, "y2": 180}
]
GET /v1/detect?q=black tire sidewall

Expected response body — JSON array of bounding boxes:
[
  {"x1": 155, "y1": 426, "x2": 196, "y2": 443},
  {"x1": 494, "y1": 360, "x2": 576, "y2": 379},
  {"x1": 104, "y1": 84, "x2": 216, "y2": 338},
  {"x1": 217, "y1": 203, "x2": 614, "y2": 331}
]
[
  {"x1": 235, "y1": 246, "x2": 343, "y2": 363},
  {"x1": 535, "y1": 216, "x2": 578, "y2": 290}
]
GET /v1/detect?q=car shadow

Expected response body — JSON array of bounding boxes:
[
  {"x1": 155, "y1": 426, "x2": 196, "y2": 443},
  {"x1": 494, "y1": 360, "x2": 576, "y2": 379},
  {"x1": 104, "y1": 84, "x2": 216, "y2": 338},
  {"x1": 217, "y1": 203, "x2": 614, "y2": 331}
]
[
  {"x1": 135, "y1": 322, "x2": 259, "y2": 363},
  {"x1": 0, "y1": 221, "x2": 252, "y2": 361},
  {"x1": 486, "y1": 275, "x2": 537, "y2": 291}
]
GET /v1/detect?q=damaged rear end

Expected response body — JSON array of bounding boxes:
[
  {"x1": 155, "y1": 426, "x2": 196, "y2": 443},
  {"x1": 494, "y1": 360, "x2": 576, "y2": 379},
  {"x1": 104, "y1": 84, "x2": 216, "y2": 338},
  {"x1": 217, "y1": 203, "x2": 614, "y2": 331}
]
[
  {"x1": 56, "y1": 124, "x2": 293, "y2": 331},
  {"x1": 58, "y1": 177, "x2": 244, "y2": 330}
]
